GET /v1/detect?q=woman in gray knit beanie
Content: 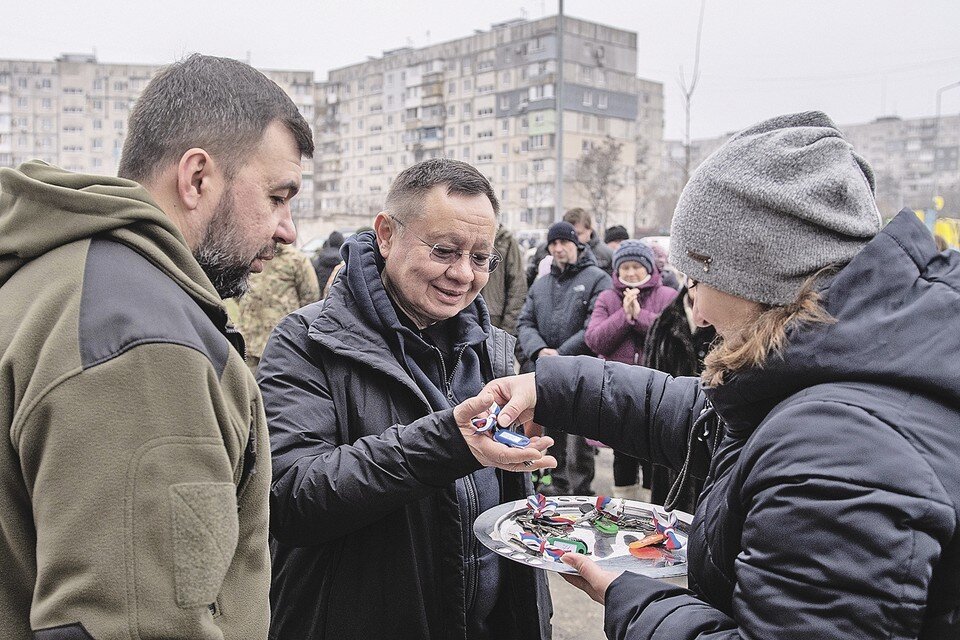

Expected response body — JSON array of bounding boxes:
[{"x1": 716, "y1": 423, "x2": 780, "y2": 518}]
[{"x1": 474, "y1": 111, "x2": 960, "y2": 638}]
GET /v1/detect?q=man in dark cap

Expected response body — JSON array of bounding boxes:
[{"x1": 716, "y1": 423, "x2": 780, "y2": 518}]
[{"x1": 517, "y1": 220, "x2": 610, "y2": 494}]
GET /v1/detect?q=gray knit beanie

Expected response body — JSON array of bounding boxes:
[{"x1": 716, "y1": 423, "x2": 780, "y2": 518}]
[
  {"x1": 614, "y1": 239, "x2": 655, "y2": 274},
  {"x1": 670, "y1": 111, "x2": 882, "y2": 306}
]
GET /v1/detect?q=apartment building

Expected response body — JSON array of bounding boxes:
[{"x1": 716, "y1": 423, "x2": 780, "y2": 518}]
[
  {"x1": 312, "y1": 15, "x2": 664, "y2": 237},
  {"x1": 0, "y1": 53, "x2": 316, "y2": 225}
]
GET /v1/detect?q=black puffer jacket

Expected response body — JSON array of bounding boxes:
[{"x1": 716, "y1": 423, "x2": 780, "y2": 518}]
[
  {"x1": 518, "y1": 249, "x2": 610, "y2": 362},
  {"x1": 260, "y1": 234, "x2": 551, "y2": 639},
  {"x1": 534, "y1": 210, "x2": 960, "y2": 639}
]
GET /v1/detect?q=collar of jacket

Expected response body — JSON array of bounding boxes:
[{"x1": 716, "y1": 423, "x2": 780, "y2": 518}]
[
  {"x1": 307, "y1": 230, "x2": 492, "y2": 407},
  {"x1": 704, "y1": 208, "x2": 960, "y2": 437}
]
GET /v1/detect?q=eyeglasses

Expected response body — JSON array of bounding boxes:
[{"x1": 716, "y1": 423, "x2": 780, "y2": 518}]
[{"x1": 390, "y1": 215, "x2": 501, "y2": 273}]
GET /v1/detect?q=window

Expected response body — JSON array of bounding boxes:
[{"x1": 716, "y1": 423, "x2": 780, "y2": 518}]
[
  {"x1": 500, "y1": 119, "x2": 509, "y2": 133},
  {"x1": 501, "y1": 143, "x2": 509, "y2": 156},
  {"x1": 501, "y1": 165, "x2": 508, "y2": 178},
  {"x1": 462, "y1": 146, "x2": 470, "y2": 160},
  {"x1": 92, "y1": 99, "x2": 103, "y2": 110},
  {"x1": 598, "y1": 94, "x2": 608, "y2": 110},
  {"x1": 499, "y1": 95, "x2": 510, "y2": 110},
  {"x1": 92, "y1": 138, "x2": 103, "y2": 150},
  {"x1": 530, "y1": 134, "x2": 551, "y2": 149},
  {"x1": 448, "y1": 81, "x2": 456, "y2": 94},
  {"x1": 533, "y1": 159, "x2": 544, "y2": 172},
  {"x1": 41, "y1": 98, "x2": 52, "y2": 109},
  {"x1": 463, "y1": 125, "x2": 471, "y2": 136},
  {"x1": 115, "y1": 120, "x2": 124, "y2": 130},
  {"x1": 477, "y1": 130, "x2": 493, "y2": 139},
  {"x1": 447, "y1": 105, "x2": 456, "y2": 117},
  {"x1": 529, "y1": 84, "x2": 554, "y2": 100},
  {"x1": 463, "y1": 79, "x2": 472, "y2": 91},
  {"x1": 447, "y1": 127, "x2": 455, "y2": 137},
  {"x1": 582, "y1": 91, "x2": 593, "y2": 107}
]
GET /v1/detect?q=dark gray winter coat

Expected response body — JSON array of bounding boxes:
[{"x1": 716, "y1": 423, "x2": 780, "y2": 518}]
[
  {"x1": 259, "y1": 233, "x2": 551, "y2": 640},
  {"x1": 534, "y1": 210, "x2": 960, "y2": 639},
  {"x1": 518, "y1": 249, "x2": 610, "y2": 362}
]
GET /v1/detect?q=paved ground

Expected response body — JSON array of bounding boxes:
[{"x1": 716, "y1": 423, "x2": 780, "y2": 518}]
[{"x1": 546, "y1": 447, "x2": 688, "y2": 640}]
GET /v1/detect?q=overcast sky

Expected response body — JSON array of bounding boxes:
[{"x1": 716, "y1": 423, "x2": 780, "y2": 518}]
[{"x1": 6, "y1": 1, "x2": 960, "y2": 140}]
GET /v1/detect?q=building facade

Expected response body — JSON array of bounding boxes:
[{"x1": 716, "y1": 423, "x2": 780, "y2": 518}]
[
  {"x1": 311, "y1": 15, "x2": 664, "y2": 241},
  {"x1": 0, "y1": 54, "x2": 316, "y2": 228}
]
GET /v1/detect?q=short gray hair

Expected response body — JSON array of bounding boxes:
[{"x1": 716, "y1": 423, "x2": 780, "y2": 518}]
[
  {"x1": 386, "y1": 158, "x2": 499, "y2": 220},
  {"x1": 118, "y1": 54, "x2": 314, "y2": 184}
]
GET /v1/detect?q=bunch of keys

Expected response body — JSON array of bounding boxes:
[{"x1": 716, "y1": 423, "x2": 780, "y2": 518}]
[
  {"x1": 472, "y1": 403, "x2": 531, "y2": 449},
  {"x1": 515, "y1": 512, "x2": 573, "y2": 538}
]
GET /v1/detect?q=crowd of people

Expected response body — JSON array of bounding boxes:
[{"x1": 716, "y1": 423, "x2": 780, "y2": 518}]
[{"x1": 1, "y1": 53, "x2": 958, "y2": 640}]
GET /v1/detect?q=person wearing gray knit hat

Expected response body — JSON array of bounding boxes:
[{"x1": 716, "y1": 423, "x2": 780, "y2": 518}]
[
  {"x1": 612, "y1": 239, "x2": 655, "y2": 275},
  {"x1": 670, "y1": 110, "x2": 882, "y2": 306},
  {"x1": 481, "y1": 110, "x2": 960, "y2": 639}
]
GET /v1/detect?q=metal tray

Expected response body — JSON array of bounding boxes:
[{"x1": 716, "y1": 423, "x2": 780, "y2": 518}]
[{"x1": 473, "y1": 495, "x2": 693, "y2": 577}]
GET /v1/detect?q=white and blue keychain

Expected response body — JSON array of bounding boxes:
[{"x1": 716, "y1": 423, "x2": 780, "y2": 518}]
[{"x1": 472, "y1": 402, "x2": 531, "y2": 448}]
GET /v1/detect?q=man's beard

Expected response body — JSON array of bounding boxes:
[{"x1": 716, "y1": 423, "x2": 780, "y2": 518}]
[{"x1": 193, "y1": 189, "x2": 275, "y2": 299}]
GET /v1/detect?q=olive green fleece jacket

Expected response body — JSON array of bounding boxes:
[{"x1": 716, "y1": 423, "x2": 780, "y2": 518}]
[{"x1": 0, "y1": 161, "x2": 271, "y2": 639}]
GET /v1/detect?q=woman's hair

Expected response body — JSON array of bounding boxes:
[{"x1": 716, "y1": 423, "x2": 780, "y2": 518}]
[{"x1": 701, "y1": 268, "x2": 838, "y2": 387}]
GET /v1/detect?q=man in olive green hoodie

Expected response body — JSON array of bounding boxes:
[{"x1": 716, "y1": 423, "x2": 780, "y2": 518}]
[{"x1": 0, "y1": 54, "x2": 313, "y2": 639}]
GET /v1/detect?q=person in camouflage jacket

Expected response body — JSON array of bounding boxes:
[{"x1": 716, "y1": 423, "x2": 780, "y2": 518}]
[{"x1": 238, "y1": 243, "x2": 319, "y2": 367}]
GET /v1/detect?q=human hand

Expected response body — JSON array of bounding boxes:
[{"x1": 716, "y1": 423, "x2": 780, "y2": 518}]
[
  {"x1": 537, "y1": 348, "x2": 559, "y2": 358},
  {"x1": 560, "y1": 553, "x2": 622, "y2": 605},
  {"x1": 623, "y1": 289, "x2": 639, "y2": 320},
  {"x1": 479, "y1": 373, "x2": 538, "y2": 430},
  {"x1": 454, "y1": 392, "x2": 557, "y2": 472}
]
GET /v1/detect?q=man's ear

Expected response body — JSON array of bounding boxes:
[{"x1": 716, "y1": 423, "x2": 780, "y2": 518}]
[
  {"x1": 175, "y1": 148, "x2": 216, "y2": 212},
  {"x1": 373, "y1": 212, "x2": 395, "y2": 259}
]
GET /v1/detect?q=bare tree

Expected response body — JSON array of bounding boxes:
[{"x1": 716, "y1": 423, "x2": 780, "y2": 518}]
[
  {"x1": 573, "y1": 135, "x2": 625, "y2": 231},
  {"x1": 680, "y1": 0, "x2": 707, "y2": 184}
]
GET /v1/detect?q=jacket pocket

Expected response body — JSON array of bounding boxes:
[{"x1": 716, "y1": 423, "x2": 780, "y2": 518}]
[{"x1": 169, "y1": 482, "x2": 239, "y2": 609}]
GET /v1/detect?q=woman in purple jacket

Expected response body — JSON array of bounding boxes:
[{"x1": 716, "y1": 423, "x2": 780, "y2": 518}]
[{"x1": 585, "y1": 240, "x2": 677, "y2": 499}]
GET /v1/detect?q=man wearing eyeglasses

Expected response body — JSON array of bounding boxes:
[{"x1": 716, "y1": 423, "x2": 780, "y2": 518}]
[{"x1": 257, "y1": 159, "x2": 555, "y2": 640}]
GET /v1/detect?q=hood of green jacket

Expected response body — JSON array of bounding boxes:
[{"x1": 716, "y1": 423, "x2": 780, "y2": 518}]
[{"x1": 0, "y1": 161, "x2": 223, "y2": 309}]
